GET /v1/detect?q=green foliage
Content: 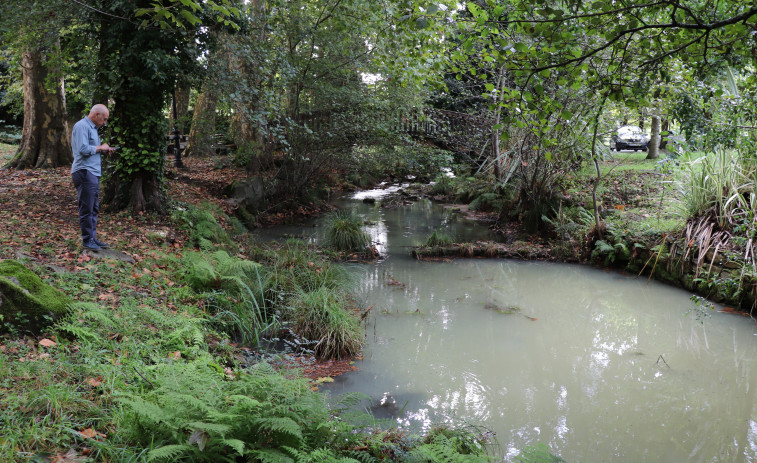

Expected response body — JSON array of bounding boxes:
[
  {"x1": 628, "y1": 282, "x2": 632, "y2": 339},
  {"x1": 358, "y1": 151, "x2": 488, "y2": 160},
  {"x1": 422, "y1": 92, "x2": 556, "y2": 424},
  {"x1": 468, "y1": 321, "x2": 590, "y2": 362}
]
[
  {"x1": 325, "y1": 211, "x2": 371, "y2": 253},
  {"x1": 292, "y1": 287, "x2": 363, "y2": 359},
  {"x1": 173, "y1": 202, "x2": 234, "y2": 251},
  {"x1": 181, "y1": 250, "x2": 270, "y2": 344},
  {"x1": 256, "y1": 239, "x2": 350, "y2": 294},
  {"x1": 591, "y1": 225, "x2": 631, "y2": 266},
  {"x1": 0, "y1": 125, "x2": 20, "y2": 144},
  {"x1": 686, "y1": 295, "x2": 715, "y2": 324},
  {"x1": 430, "y1": 176, "x2": 454, "y2": 196},
  {"x1": 469, "y1": 193, "x2": 503, "y2": 212},
  {"x1": 117, "y1": 362, "x2": 352, "y2": 462},
  {"x1": 425, "y1": 229, "x2": 454, "y2": 247},
  {"x1": 348, "y1": 145, "x2": 455, "y2": 184}
]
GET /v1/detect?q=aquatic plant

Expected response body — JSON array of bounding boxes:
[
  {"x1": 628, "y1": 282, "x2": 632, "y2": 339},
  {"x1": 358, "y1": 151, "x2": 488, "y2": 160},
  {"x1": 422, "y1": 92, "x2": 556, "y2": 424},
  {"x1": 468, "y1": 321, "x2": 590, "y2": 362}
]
[
  {"x1": 324, "y1": 211, "x2": 371, "y2": 253},
  {"x1": 291, "y1": 287, "x2": 363, "y2": 359},
  {"x1": 425, "y1": 229, "x2": 454, "y2": 247},
  {"x1": 459, "y1": 243, "x2": 475, "y2": 257}
]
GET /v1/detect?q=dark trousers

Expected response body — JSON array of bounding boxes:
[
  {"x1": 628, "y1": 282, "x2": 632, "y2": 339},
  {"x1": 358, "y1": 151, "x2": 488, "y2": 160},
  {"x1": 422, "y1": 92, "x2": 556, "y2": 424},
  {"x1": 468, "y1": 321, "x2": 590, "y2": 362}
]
[{"x1": 72, "y1": 169, "x2": 100, "y2": 243}]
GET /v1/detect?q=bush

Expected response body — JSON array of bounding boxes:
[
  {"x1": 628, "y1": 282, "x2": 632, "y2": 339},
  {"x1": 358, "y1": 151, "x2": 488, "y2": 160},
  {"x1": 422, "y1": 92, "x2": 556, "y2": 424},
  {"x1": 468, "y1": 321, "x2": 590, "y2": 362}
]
[{"x1": 430, "y1": 175, "x2": 454, "y2": 196}]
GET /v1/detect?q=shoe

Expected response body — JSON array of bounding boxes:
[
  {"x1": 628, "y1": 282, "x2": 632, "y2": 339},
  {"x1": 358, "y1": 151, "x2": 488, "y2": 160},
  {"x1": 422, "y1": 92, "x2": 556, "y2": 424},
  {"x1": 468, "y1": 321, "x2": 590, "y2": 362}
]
[
  {"x1": 82, "y1": 239, "x2": 101, "y2": 251},
  {"x1": 94, "y1": 238, "x2": 110, "y2": 249}
]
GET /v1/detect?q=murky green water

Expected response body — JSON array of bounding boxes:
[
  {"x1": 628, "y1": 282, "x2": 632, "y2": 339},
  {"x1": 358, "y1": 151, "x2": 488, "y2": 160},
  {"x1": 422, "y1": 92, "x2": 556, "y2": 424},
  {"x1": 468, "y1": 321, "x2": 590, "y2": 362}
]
[{"x1": 261, "y1": 189, "x2": 757, "y2": 462}]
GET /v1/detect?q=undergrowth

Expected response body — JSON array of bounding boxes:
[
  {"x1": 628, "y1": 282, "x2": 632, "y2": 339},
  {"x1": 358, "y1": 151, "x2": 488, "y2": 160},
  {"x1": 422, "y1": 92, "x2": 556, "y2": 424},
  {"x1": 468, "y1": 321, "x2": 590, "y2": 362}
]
[{"x1": 0, "y1": 202, "x2": 498, "y2": 461}]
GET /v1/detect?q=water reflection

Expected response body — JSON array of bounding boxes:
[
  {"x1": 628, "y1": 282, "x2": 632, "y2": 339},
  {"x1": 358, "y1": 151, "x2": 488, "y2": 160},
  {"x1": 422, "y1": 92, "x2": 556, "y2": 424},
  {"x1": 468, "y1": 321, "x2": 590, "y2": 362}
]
[{"x1": 259, "y1": 191, "x2": 757, "y2": 462}]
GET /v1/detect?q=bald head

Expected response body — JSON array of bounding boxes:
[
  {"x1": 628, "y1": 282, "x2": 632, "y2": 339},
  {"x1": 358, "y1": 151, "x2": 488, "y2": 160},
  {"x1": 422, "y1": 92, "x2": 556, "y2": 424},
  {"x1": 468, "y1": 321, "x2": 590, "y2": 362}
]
[{"x1": 88, "y1": 104, "x2": 110, "y2": 128}]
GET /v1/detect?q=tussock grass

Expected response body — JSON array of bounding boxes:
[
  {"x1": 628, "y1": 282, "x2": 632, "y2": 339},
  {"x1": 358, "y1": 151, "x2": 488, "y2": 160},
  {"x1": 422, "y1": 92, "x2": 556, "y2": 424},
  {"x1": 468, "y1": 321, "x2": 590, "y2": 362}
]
[
  {"x1": 425, "y1": 229, "x2": 454, "y2": 247},
  {"x1": 324, "y1": 211, "x2": 370, "y2": 252},
  {"x1": 292, "y1": 287, "x2": 363, "y2": 359}
]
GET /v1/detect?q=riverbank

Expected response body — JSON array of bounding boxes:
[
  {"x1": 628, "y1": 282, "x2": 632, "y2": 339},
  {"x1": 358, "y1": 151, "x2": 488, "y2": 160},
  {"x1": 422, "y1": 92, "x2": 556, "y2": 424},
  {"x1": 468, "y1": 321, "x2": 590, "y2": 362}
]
[
  {"x1": 0, "y1": 146, "x2": 494, "y2": 461},
  {"x1": 356, "y1": 152, "x2": 753, "y2": 314}
]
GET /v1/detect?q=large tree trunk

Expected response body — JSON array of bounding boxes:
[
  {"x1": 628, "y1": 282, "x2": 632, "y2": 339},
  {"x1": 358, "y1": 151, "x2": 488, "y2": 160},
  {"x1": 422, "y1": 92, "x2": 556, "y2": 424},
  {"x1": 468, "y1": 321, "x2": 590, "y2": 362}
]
[
  {"x1": 5, "y1": 47, "x2": 72, "y2": 169},
  {"x1": 184, "y1": 83, "x2": 218, "y2": 157},
  {"x1": 646, "y1": 115, "x2": 661, "y2": 159}
]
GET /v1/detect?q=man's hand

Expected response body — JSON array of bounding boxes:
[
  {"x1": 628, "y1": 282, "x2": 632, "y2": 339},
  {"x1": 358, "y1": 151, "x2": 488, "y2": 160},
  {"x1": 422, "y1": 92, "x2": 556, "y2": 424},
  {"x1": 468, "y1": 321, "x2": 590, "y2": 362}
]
[{"x1": 96, "y1": 144, "x2": 115, "y2": 154}]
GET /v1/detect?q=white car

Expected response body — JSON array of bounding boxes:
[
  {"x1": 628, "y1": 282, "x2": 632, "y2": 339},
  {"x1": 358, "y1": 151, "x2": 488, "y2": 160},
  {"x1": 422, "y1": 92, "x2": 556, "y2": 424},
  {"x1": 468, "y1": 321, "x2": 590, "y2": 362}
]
[{"x1": 612, "y1": 125, "x2": 649, "y2": 151}]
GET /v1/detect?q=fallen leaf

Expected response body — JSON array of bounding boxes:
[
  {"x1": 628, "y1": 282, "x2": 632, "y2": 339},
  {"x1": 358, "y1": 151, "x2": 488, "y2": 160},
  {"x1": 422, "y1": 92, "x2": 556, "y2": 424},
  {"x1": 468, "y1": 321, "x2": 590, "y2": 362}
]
[
  {"x1": 87, "y1": 377, "x2": 103, "y2": 387},
  {"x1": 39, "y1": 338, "x2": 57, "y2": 348},
  {"x1": 79, "y1": 428, "x2": 106, "y2": 440}
]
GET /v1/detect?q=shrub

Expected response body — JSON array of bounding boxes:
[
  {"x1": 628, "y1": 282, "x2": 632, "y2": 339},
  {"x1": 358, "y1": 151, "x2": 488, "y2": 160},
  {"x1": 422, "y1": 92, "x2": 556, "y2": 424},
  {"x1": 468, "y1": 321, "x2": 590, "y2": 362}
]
[{"x1": 430, "y1": 175, "x2": 454, "y2": 196}]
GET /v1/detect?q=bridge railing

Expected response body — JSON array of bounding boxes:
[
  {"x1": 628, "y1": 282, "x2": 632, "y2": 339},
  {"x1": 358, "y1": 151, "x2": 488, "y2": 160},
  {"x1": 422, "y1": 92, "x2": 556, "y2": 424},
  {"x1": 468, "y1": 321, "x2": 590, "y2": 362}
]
[{"x1": 279, "y1": 107, "x2": 493, "y2": 159}]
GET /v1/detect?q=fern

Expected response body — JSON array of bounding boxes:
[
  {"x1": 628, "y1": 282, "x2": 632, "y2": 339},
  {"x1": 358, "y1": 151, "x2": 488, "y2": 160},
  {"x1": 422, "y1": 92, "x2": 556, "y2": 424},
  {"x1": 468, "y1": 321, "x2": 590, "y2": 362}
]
[
  {"x1": 186, "y1": 421, "x2": 232, "y2": 435},
  {"x1": 181, "y1": 250, "x2": 270, "y2": 344},
  {"x1": 173, "y1": 202, "x2": 234, "y2": 250},
  {"x1": 221, "y1": 438, "x2": 246, "y2": 456},
  {"x1": 409, "y1": 432, "x2": 484, "y2": 462},
  {"x1": 55, "y1": 303, "x2": 117, "y2": 343},
  {"x1": 117, "y1": 397, "x2": 174, "y2": 426},
  {"x1": 163, "y1": 320, "x2": 207, "y2": 352},
  {"x1": 55, "y1": 322, "x2": 101, "y2": 343},
  {"x1": 147, "y1": 444, "x2": 194, "y2": 462},
  {"x1": 76, "y1": 303, "x2": 118, "y2": 328},
  {"x1": 343, "y1": 451, "x2": 379, "y2": 463},
  {"x1": 249, "y1": 448, "x2": 295, "y2": 463},
  {"x1": 251, "y1": 416, "x2": 304, "y2": 444}
]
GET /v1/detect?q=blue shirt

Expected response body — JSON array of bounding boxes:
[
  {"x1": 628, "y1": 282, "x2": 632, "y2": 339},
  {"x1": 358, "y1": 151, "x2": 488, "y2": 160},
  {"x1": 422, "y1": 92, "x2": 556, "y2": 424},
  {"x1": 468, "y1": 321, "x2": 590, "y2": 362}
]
[{"x1": 70, "y1": 117, "x2": 102, "y2": 177}]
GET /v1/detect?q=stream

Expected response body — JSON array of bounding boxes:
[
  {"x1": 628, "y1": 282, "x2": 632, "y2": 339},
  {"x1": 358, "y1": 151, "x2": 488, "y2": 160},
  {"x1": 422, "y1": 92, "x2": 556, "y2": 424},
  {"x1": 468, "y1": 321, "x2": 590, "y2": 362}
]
[{"x1": 257, "y1": 186, "x2": 757, "y2": 462}]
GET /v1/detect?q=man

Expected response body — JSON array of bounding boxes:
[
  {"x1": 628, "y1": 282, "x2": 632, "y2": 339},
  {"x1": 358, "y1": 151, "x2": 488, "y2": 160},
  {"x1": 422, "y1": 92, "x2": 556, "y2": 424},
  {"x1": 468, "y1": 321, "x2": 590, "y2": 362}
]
[{"x1": 71, "y1": 104, "x2": 114, "y2": 251}]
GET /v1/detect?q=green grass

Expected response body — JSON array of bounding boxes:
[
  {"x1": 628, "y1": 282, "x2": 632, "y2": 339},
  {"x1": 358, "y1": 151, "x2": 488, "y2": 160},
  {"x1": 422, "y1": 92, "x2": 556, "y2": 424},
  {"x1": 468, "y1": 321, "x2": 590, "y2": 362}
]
[
  {"x1": 324, "y1": 211, "x2": 371, "y2": 253},
  {"x1": 0, "y1": 142, "x2": 17, "y2": 164},
  {"x1": 425, "y1": 229, "x2": 454, "y2": 246},
  {"x1": 292, "y1": 287, "x2": 363, "y2": 359},
  {"x1": 580, "y1": 151, "x2": 659, "y2": 176}
]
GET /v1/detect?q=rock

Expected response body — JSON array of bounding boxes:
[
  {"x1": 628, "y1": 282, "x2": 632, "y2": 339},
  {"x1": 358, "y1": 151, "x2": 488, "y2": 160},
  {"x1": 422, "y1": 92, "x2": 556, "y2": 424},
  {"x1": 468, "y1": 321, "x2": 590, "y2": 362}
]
[
  {"x1": 0, "y1": 260, "x2": 73, "y2": 332},
  {"x1": 226, "y1": 176, "x2": 267, "y2": 213}
]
